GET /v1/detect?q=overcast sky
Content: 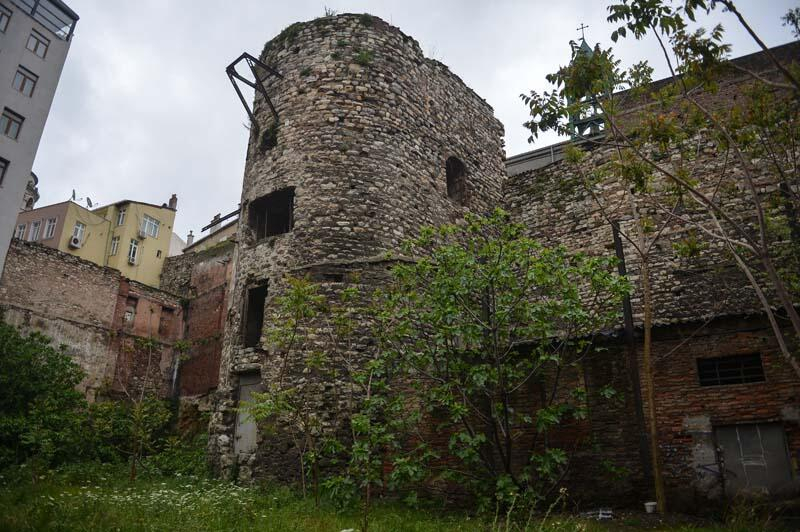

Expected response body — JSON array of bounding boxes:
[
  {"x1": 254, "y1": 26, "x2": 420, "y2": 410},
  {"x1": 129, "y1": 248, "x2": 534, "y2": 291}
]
[{"x1": 33, "y1": 0, "x2": 798, "y2": 241}]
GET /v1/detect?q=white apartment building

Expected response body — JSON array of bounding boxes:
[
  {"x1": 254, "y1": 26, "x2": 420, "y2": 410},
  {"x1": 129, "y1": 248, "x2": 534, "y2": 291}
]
[{"x1": 0, "y1": 0, "x2": 77, "y2": 275}]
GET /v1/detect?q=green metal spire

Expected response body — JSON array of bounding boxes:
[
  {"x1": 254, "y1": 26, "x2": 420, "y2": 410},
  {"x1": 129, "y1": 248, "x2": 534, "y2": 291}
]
[{"x1": 567, "y1": 25, "x2": 605, "y2": 140}]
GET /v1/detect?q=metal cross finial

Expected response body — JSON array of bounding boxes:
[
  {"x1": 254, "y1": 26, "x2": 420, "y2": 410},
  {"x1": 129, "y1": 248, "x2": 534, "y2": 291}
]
[{"x1": 577, "y1": 23, "x2": 589, "y2": 40}]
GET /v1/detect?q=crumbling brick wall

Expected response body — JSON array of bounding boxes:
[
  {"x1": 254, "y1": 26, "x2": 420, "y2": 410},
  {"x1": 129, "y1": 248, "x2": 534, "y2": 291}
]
[
  {"x1": 161, "y1": 241, "x2": 233, "y2": 397},
  {"x1": 0, "y1": 240, "x2": 184, "y2": 401}
]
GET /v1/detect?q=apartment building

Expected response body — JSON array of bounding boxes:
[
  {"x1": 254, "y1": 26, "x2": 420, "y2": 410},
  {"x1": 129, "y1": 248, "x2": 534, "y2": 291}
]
[
  {"x1": 0, "y1": 0, "x2": 78, "y2": 275},
  {"x1": 15, "y1": 194, "x2": 178, "y2": 288}
]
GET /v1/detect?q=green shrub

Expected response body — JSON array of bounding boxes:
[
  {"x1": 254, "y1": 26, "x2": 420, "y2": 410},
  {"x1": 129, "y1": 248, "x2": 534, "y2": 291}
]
[
  {"x1": 355, "y1": 50, "x2": 374, "y2": 66},
  {"x1": 0, "y1": 320, "x2": 88, "y2": 470}
]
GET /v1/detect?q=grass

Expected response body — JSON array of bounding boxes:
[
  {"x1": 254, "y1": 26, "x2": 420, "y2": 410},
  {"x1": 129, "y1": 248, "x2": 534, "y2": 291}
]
[{"x1": 0, "y1": 465, "x2": 779, "y2": 531}]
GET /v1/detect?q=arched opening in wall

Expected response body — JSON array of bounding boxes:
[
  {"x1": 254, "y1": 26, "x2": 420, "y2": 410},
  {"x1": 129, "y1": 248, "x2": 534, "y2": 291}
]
[{"x1": 446, "y1": 156, "x2": 467, "y2": 205}]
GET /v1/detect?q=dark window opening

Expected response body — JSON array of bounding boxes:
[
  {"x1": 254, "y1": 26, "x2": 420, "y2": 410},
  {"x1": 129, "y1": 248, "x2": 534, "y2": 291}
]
[
  {"x1": 446, "y1": 156, "x2": 467, "y2": 205},
  {"x1": 244, "y1": 284, "x2": 268, "y2": 347},
  {"x1": 159, "y1": 307, "x2": 175, "y2": 336},
  {"x1": 249, "y1": 188, "x2": 294, "y2": 240},
  {"x1": 697, "y1": 354, "x2": 765, "y2": 386}
]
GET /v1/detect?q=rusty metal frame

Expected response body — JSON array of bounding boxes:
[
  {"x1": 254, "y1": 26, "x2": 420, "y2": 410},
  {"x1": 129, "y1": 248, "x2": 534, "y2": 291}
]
[{"x1": 226, "y1": 52, "x2": 283, "y2": 131}]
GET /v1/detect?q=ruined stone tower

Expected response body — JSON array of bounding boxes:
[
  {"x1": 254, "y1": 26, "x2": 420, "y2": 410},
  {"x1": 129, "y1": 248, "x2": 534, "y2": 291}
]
[{"x1": 209, "y1": 13, "x2": 505, "y2": 478}]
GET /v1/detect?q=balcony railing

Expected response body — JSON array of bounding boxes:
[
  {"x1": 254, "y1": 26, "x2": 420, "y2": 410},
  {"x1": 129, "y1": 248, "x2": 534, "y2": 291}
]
[{"x1": 10, "y1": 0, "x2": 78, "y2": 40}]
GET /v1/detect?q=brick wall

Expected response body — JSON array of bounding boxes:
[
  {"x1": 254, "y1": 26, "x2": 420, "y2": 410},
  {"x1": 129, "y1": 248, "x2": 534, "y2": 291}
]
[
  {"x1": 0, "y1": 240, "x2": 184, "y2": 400},
  {"x1": 161, "y1": 241, "x2": 233, "y2": 396}
]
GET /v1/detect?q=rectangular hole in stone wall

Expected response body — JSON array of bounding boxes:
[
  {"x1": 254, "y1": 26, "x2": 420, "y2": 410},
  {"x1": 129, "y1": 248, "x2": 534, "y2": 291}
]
[
  {"x1": 248, "y1": 188, "x2": 295, "y2": 240},
  {"x1": 159, "y1": 307, "x2": 175, "y2": 336},
  {"x1": 124, "y1": 296, "x2": 138, "y2": 324},
  {"x1": 244, "y1": 284, "x2": 268, "y2": 348}
]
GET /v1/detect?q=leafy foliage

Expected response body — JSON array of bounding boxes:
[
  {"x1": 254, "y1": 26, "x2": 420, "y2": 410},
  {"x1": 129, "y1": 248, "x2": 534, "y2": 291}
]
[
  {"x1": 0, "y1": 319, "x2": 88, "y2": 469},
  {"x1": 376, "y1": 209, "x2": 628, "y2": 507}
]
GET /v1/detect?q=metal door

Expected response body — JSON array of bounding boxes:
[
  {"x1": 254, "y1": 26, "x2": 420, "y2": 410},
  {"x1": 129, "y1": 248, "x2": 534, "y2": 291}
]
[
  {"x1": 716, "y1": 423, "x2": 793, "y2": 496},
  {"x1": 234, "y1": 373, "x2": 261, "y2": 456}
]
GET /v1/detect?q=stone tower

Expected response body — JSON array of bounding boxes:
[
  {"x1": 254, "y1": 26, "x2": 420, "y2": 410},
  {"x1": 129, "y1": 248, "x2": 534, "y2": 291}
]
[{"x1": 210, "y1": 13, "x2": 505, "y2": 478}]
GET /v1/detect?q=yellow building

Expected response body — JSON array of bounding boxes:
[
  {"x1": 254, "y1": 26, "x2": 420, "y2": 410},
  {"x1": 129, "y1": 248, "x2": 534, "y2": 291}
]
[{"x1": 14, "y1": 195, "x2": 178, "y2": 288}]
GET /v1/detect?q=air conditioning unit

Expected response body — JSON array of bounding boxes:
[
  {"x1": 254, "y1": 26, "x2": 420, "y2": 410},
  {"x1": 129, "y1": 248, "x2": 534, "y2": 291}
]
[
  {"x1": 137, "y1": 229, "x2": 147, "y2": 239},
  {"x1": 128, "y1": 256, "x2": 136, "y2": 265},
  {"x1": 68, "y1": 236, "x2": 82, "y2": 249}
]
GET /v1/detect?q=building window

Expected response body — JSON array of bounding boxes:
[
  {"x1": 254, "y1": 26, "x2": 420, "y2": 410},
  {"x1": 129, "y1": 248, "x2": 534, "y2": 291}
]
[
  {"x1": 116, "y1": 207, "x2": 126, "y2": 226},
  {"x1": 141, "y1": 214, "x2": 160, "y2": 238},
  {"x1": 1, "y1": 108, "x2": 24, "y2": 140},
  {"x1": 124, "y1": 296, "x2": 137, "y2": 323},
  {"x1": 445, "y1": 156, "x2": 467, "y2": 205},
  {"x1": 28, "y1": 220, "x2": 40, "y2": 240},
  {"x1": 248, "y1": 188, "x2": 294, "y2": 241},
  {"x1": 110, "y1": 236, "x2": 119, "y2": 255},
  {"x1": 14, "y1": 223, "x2": 25, "y2": 239},
  {"x1": 0, "y1": 5, "x2": 10, "y2": 33},
  {"x1": 128, "y1": 239, "x2": 138, "y2": 264},
  {"x1": 697, "y1": 354, "x2": 765, "y2": 386},
  {"x1": 244, "y1": 284, "x2": 268, "y2": 347},
  {"x1": 12, "y1": 66, "x2": 38, "y2": 97},
  {"x1": 44, "y1": 217, "x2": 56, "y2": 239},
  {"x1": 159, "y1": 307, "x2": 174, "y2": 336},
  {"x1": 0, "y1": 157, "x2": 8, "y2": 186},
  {"x1": 72, "y1": 221, "x2": 85, "y2": 241},
  {"x1": 26, "y1": 29, "x2": 49, "y2": 58}
]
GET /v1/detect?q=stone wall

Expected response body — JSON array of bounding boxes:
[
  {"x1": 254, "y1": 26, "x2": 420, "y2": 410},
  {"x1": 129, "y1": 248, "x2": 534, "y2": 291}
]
[
  {"x1": 211, "y1": 12, "x2": 505, "y2": 478},
  {"x1": 0, "y1": 240, "x2": 184, "y2": 400}
]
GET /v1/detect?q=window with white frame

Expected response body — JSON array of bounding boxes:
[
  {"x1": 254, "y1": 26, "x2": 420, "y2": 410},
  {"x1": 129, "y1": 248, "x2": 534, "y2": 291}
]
[
  {"x1": 141, "y1": 214, "x2": 160, "y2": 238},
  {"x1": 128, "y1": 239, "x2": 138, "y2": 263},
  {"x1": 72, "y1": 221, "x2": 85, "y2": 241},
  {"x1": 12, "y1": 66, "x2": 37, "y2": 97},
  {"x1": 0, "y1": 5, "x2": 10, "y2": 33},
  {"x1": 26, "y1": 29, "x2": 49, "y2": 58},
  {"x1": 116, "y1": 207, "x2": 126, "y2": 226},
  {"x1": 110, "y1": 236, "x2": 119, "y2": 255},
  {"x1": 14, "y1": 223, "x2": 25, "y2": 239},
  {"x1": 44, "y1": 218, "x2": 56, "y2": 239},
  {"x1": 29, "y1": 220, "x2": 40, "y2": 240}
]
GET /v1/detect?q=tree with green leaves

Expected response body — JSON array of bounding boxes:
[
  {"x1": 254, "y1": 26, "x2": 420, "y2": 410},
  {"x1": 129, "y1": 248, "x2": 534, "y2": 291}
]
[
  {"x1": 0, "y1": 318, "x2": 88, "y2": 474},
  {"x1": 522, "y1": 0, "x2": 800, "y2": 513},
  {"x1": 376, "y1": 209, "x2": 629, "y2": 509}
]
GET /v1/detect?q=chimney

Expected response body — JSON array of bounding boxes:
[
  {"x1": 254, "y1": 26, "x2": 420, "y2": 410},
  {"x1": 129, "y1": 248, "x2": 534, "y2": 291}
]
[
  {"x1": 168, "y1": 194, "x2": 178, "y2": 210},
  {"x1": 186, "y1": 230, "x2": 194, "y2": 246},
  {"x1": 210, "y1": 213, "x2": 221, "y2": 234}
]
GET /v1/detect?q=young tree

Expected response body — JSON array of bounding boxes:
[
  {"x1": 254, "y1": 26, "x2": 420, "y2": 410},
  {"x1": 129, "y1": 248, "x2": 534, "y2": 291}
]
[{"x1": 376, "y1": 209, "x2": 629, "y2": 508}]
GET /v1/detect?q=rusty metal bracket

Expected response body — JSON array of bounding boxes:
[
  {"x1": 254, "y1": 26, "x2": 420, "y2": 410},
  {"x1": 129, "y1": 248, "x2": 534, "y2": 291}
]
[{"x1": 226, "y1": 52, "x2": 283, "y2": 132}]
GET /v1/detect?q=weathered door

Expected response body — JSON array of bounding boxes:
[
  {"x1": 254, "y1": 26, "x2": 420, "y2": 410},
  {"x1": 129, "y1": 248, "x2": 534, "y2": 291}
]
[
  {"x1": 716, "y1": 423, "x2": 793, "y2": 497},
  {"x1": 234, "y1": 373, "x2": 261, "y2": 457}
]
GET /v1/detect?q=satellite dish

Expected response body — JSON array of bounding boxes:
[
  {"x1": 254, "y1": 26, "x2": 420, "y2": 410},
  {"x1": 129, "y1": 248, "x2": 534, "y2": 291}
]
[
  {"x1": 86, "y1": 197, "x2": 93, "y2": 208},
  {"x1": 71, "y1": 189, "x2": 76, "y2": 201}
]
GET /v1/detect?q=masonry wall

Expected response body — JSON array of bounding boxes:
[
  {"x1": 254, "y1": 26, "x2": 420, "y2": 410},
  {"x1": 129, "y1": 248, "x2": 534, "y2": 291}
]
[
  {"x1": 0, "y1": 240, "x2": 183, "y2": 400},
  {"x1": 502, "y1": 43, "x2": 800, "y2": 507},
  {"x1": 211, "y1": 12, "x2": 506, "y2": 479},
  {"x1": 161, "y1": 241, "x2": 233, "y2": 397}
]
